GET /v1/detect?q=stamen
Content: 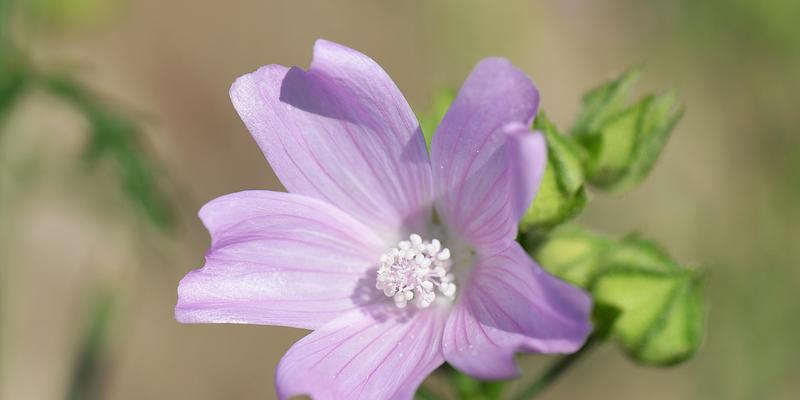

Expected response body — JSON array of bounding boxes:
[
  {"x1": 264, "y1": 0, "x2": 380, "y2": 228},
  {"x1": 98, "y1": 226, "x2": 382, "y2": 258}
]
[{"x1": 376, "y1": 234, "x2": 457, "y2": 308}]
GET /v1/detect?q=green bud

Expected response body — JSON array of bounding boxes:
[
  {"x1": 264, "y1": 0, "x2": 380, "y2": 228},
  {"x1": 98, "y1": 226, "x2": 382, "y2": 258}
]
[
  {"x1": 573, "y1": 70, "x2": 683, "y2": 193},
  {"x1": 520, "y1": 113, "x2": 587, "y2": 231},
  {"x1": 593, "y1": 262, "x2": 705, "y2": 365},
  {"x1": 572, "y1": 68, "x2": 641, "y2": 137},
  {"x1": 530, "y1": 225, "x2": 607, "y2": 288},
  {"x1": 531, "y1": 226, "x2": 706, "y2": 366}
]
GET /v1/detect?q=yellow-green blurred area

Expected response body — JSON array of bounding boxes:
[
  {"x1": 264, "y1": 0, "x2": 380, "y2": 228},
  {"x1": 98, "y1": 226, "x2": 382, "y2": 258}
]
[{"x1": 1, "y1": 0, "x2": 798, "y2": 399}]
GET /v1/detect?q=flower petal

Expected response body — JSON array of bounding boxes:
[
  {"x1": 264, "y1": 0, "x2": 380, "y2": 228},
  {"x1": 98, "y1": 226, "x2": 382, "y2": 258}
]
[
  {"x1": 175, "y1": 190, "x2": 385, "y2": 330},
  {"x1": 230, "y1": 39, "x2": 432, "y2": 241},
  {"x1": 276, "y1": 308, "x2": 446, "y2": 400},
  {"x1": 507, "y1": 126, "x2": 547, "y2": 220},
  {"x1": 430, "y1": 58, "x2": 541, "y2": 252},
  {"x1": 443, "y1": 243, "x2": 592, "y2": 379}
]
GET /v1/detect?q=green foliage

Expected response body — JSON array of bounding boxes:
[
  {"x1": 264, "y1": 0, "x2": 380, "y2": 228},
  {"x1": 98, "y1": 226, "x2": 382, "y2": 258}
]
[
  {"x1": 0, "y1": 0, "x2": 11, "y2": 47},
  {"x1": 573, "y1": 69, "x2": 684, "y2": 193},
  {"x1": 520, "y1": 113, "x2": 587, "y2": 230},
  {"x1": 66, "y1": 289, "x2": 116, "y2": 400},
  {"x1": 23, "y1": 0, "x2": 123, "y2": 29},
  {"x1": 531, "y1": 226, "x2": 706, "y2": 365},
  {"x1": 0, "y1": 59, "x2": 26, "y2": 124},
  {"x1": 418, "y1": 88, "x2": 456, "y2": 151}
]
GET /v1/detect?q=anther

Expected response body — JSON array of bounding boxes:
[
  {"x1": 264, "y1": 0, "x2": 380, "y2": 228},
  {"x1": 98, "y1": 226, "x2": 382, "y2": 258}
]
[{"x1": 376, "y1": 234, "x2": 457, "y2": 309}]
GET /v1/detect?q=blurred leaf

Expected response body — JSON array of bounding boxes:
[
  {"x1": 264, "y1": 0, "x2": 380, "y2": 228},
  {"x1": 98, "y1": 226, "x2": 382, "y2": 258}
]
[
  {"x1": 418, "y1": 88, "x2": 455, "y2": 151},
  {"x1": 23, "y1": 0, "x2": 123, "y2": 30},
  {"x1": 67, "y1": 289, "x2": 115, "y2": 400},
  {"x1": 44, "y1": 74, "x2": 176, "y2": 230},
  {"x1": 0, "y1": 61, "x2": 26, "y2": 125},
  {"x1": 521, "y1": 113, "x2": 587, "y2": 230},
  {"x1": 0, "y1": 0, "x2": 11, "y2": 48},
  {"x1": 532, "y1": 226, "x2": 706, "y2": 365}
]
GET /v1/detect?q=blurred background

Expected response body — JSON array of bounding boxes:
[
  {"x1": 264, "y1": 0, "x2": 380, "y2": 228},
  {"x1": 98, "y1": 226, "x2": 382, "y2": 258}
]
[{"x1": 1, "y1": 0, "x2": 798, "y2": 399}]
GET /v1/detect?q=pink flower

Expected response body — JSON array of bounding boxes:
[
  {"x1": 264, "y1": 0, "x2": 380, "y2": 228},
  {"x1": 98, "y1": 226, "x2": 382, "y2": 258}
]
[{"x1": 176, "y1": 39, "x2": 592, "y2": 400}]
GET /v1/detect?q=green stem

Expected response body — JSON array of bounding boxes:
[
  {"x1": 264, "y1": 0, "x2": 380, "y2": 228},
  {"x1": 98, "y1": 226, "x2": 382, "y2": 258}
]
[{"x1": 512, "y1": 335, "x2": 598, "y2": 400}]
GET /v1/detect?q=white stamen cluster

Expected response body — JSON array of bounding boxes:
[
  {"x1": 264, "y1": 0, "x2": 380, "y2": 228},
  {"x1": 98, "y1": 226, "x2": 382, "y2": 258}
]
[{"x1": 376, "y1": 234, "x2": 457, "y2": 309}]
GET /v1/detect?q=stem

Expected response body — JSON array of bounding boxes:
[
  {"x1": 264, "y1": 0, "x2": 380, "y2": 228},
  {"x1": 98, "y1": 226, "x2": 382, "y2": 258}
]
[{"x1": 512, "y1": 335, "x2": 598, "y2": 400}]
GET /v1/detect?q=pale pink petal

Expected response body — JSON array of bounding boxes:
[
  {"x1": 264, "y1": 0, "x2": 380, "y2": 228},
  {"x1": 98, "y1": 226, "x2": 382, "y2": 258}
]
[
  {"x1": 276, "y1": 307, "x2": 446, "y2": 400},
  {"x1": 443, "y1": 243, "x2": 592, "y2": 379},
  {"x1": 175, "y1": 191, "x2": 385, "y2": 330},
  {"x1": 230, "y1": 40, "x2": 432, "y2": 241},
  {"x1": 430, "y1": 58, "x2": 542, "y2": 252}
]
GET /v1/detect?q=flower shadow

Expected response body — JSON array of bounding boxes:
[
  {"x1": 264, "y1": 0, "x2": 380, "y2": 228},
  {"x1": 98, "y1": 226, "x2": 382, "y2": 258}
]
[{"x1": 278, "y1": 67, "x2": 429, "y2": 166}]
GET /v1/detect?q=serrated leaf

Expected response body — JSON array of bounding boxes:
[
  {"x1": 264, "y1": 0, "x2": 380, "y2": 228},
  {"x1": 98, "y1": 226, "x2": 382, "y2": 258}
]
[
  {"x1": 521, "y1": 113, "x2": 588, "y2": 230},
  {"x1": 418, "y1": 88, "x2": 456, "y2": 151}
]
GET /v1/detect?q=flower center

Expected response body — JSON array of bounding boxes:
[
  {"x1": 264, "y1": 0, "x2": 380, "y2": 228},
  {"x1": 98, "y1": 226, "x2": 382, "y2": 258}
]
[{"x1": 376, "y1": 234, "x2": 457, "y2": 309}]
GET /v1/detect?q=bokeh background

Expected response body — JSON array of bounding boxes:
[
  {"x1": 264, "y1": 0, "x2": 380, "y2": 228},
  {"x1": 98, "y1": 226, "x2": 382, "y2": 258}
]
[{"x1": 1, "y1": 0, "x2": 799, "y2": 399}]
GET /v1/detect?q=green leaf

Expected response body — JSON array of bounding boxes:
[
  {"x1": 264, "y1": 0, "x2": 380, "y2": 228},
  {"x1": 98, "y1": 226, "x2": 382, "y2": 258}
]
[
  {"x1": 520, "y1": 113, "x2": 588, "y2": 230},
  {"x1": 418, "y1": 88, "x2": 456, "y2": 151},
  {"x1": 531, "y1": 226, "x2": 706, "y2": 366}
]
